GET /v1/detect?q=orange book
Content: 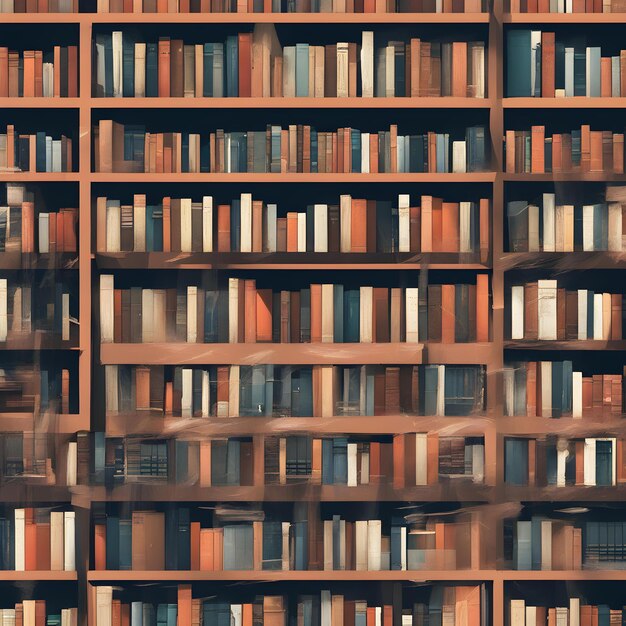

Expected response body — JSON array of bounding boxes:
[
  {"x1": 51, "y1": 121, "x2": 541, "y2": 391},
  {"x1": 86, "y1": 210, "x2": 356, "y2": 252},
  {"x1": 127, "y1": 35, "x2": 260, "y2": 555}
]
[
  {"x1": 36, "y1": 523, "x2": 50, "y2": 570},
  {"x1": 427, "y1": 433, "x2": 439, "y2": 485},
  {"x1": 441, "y1": 284, "x2": 455, "y2": 343},
  {"x1": 310, "y1": 284, "x2": 322, "y2": 342},
  {"x1": 350, "y1": 199, "x2": 367, "y2": 252},
  {"x1": 311, "y1": 438, "x2": 322, "y2": 484},
  {"x1": 244, "y1": 279, "x2": 257, "y2": 343},
  {"x1": 238, "y1": 33, "x2": 252, "y2": 98},
  {"x1": 213, "y1": 528, "x2": 224, "y2": 570},
  {"x1": 527, "y1": 439, "x2": 536, "y2": 486},
  {"x1": 451, "y1": 42, "x2": 467, "y2": 97},
  {"x1": 479, "y1": 198, "x2": 490, "y2": 262},
  {"x1": 178, "y1": 585, "x2": 192, "y2": 626},
  {"x1": 286, "y1": 212, "x2": 298, "y2": 252},
  {"x1": 392, "y1": 434, "x2": 405, "y2": 489},
  {"x1": 421, "y1": 195, "x2": 433, "y2": 252},
  {"x1": 476, "y1": 274, "x2": 489, "y2": 342},
  {"x1": 95, "y1": 524, "x2": 107, "y2": 570},
  {"x1": 575, "y1": 441, "x2": 585, "y2": 485},
  {"x1": 217, "y1": 204, "x2": 231, "y2": 252},
  {"x1": 256, "y1": 289, "x2": 273, "y2": 343},
  {"x1": 158, "y1": 38, "x2": 171, "y2": 97},
  {"x1": 24, "y1": 509, "x2": 36, "y2": 571},
  {"x1": 581, "y1": 125, "x2": 591, "y2": 171},
  {"x1": 190, "y1": 522, "x2": 201, "y2": 570},
  {"x1": 200, "y1": 529, "x2": 215, "y2": 571},
  {"x1": 601, "y1": 57, "x2": 612, "y2": 97},
  {"x1": 23, "y1": 50, "x2": 35, "y2": 97},
  {"x1": 541, "y1": 32, "x2": 555, "y2": 97},
  {"x1": 590, "y1": 131, "x2": 603, "y2": 172},
  {"x1": 431, "y1": 196, "x2": 443, "y2": 252},
  {"x1": 253, "y1": 521, "x2": 263, "y2": 570},
  {"x1": 67, "y1": 46, "x2": 78, "y2": 97},
  {"x1": 21, "y1": 201, "x2": 34, "y2": 253},
  {"x1": 531, "y1": 126, "x2": 545, "y2": 173},
  {"x1": 441, "y1": 202, "x2": 459, "y2": 251}
]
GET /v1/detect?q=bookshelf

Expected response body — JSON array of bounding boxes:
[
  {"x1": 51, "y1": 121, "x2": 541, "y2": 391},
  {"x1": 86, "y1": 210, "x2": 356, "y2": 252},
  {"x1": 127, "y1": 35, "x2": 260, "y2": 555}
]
[{"x1": 6, "y1": 0, "x2": 626, "y2": 625}]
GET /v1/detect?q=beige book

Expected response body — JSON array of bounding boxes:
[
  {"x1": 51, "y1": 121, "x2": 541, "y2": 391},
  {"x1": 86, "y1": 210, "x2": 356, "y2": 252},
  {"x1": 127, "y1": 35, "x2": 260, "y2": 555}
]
[
  {"x1": 554, "y1": 204, "x2": 565, "y2": 252},
  {"x1": 360, "y1": 32, "x2": 374, "y2": 98},
  {"x1": 336, "y1": 43, "x2": 349, "y2": 97},
  {"x1": 339, "y1": 195, "x2": 351, "y2": 252},
  {"x1": 297, "y1": 213, "x2": 307, "y2": 252},
  {"x1": 593, "y1": 293, "x2": 603, "y2": 340},
  {"x1": 314, "y1": 46, "x2": 325, "y2": 97},
  {"x1": 202, "y1": 196, "x2": 213, "y2": 252},
  {"x1": 105, "y1": 201, "x2": 120, "y2": 252},
  {"x1": 240, "y1": 193, "x2": 253, "y2": 252},
  {"x1": 367, "y1": 520, "x2": 382, "y2": 571},
  {"x1": 135, "y1": 43, "x2": 146, "y2": 97},
  {"x1": 281, "y1": 522, "x2": 290, "y2": 570},
  {"x1": 314, "y1": 204, "x2": 328, "y2": 252},
  {"x1": 96, "y1": 197, "x2": 107, "y2": 252},
  {"x1": 96, "y1": 587, "x2": 113, "y2": 626},
  {"x1": 228, "y1": 278, "x2": 239, "y2": 344},
  {"x1": 133, "y1": 194, "x2": 146, "y2": 252},
  {"x1": 415, "y1": 433, "x2": 428, "y2": 485},
  {"x1": 320, "y1": 365, "x2": 334, "y2": 418},
  {"x1": 609, "y1": 202, "x2": 623, "y2": 251},
  {"x1": 528, "y1": 204, "x2": 540, "y2": 252},
  {"x1": 405, "y1": 287, "x2": 419, "y2": 343},
  {"x1": 385, "y1": 46, "x2": 395, "y2": 96},
  {"x1": 14, "y1": 509, "x2": 25, "y2": 571},
  {"x1": 323, "y1": 520, "x2": 333, "y2": 570},
  {"x1": 180, "y1": 198, "x2": 193, "y2": 252},
  {"x1": 195, "y1": 45, "x2": 203, "y2": 97},
  {"x1": 537, "y1": 279, "x2": 557, "y2": 340},
  {"x1": 355, "y1": 521, "x2": 368, "y2": 570},
  {"x1": 228, "y1": 365, "x2": 240, "y2": 417},
  {"x1": 563, "y1": 205, "x2": 574, "y2": 251},
  {"x1": 321, "y1": 284, "x2": 334, "y2": 343},
  {"x1": 141, "y1": 288, "x2": 154, "y2": 343},
  {"x1": 510, "y1": 601, "x2": 525, "y2": 626},
  {"x1": 64, "y1": 511, "x2": 75, "y2": 570},
  {"x1": 62, "y1": 293, "x2": 70, "y2": 341},
  {"x1": 100, "y1": 275, "x2": 114, "y2": 343},
  {"x1": 23, "y1": 602, "x2": 36, "y2": 626},
  {"x1": 181, "y1": 368, "x2": 192, "y2": 417},
  {"x1": 359, "y1": 286, "x2": 373, "y2": 343},
  {"x1": 105, "y1": 365, "x2": 118, "y2": 413},
  {"x1": 540, "y1": 361, "x2": 552, "y2": 418}
]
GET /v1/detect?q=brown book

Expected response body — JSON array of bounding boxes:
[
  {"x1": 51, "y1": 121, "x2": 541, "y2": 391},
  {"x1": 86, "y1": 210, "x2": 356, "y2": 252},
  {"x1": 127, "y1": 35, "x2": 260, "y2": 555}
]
[
  {"x1": 310, "y1": 284, "x2": 322, "y2": 343},
  {"x1": 256, "y1": 289, "x2": 272, "y2": 343},
  {"x1": 590, "y1": 130, "x2": 603, "y2": 172},
  {"x1": 373, "y1": 287, "x2": 389, "y2": 342},
  {"x1": 350, "y1": 199, "x2": 367, "y2": 253},
  {"x1": 178, "y1": 586, "x2": 192, "y2": 626},
  {"x1": 392, "y1": 434, "x2": 405, "y2": 488},
  {"x1": 451, "y1": 42, "x2": 467, "y2": 97},
  {"x1": 238, "y1": 33, "x2": 252, "y2": 98},
  {"x1": 531, "y1": 126, "x2": 545, "y2": 173},
  {"x1": 190, "y1": 522, "x2": 200, "y2": 570},
  {"x1": 158, "y1": 38, "x2": 171, "y2": 97},
  {"x1": 94, "y1": 524, "x2": 106, "y2": 570},
  {"x1": 385, "y1": 366, "x2": 400, "y2": 413},
  {"x1": 217, "y1": 204, "x2": 231, "y2": 252},
  {"x1": 427, "y1": 433, "x2": 439, "y2": 485},
  {"x1": 612, "y1": 294, "x2": 622, "y2": 340},
  {"x1": 427, "y1": 285, "x2": 442, "y2": 341},
  {"x1": 440, "y1": 284, "x2": 455, "y2": 343},
  {"x1": 566, "y1": 291, "x2": 578, "y2": 340},
  {"x1": 441, "y1": 202, "x2": 459, "y2": 252},
  {"x1": 541, "y1": 32, "x2": 555, "y2": 97}
]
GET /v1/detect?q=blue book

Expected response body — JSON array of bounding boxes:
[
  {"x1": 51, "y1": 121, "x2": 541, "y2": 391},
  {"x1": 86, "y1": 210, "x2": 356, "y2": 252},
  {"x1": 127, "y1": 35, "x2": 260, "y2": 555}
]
[
  {"x1": 587, "y1": 292, "x2": 594, "y2": 339},
  {"x1": 122, "y1": 34, "x2": 135, "y2": 97},
  {"x1": 36, "y1": 132, "x2": 47, "y2": 172},
  {"x1": 306, "y1": 205, "x2": 314, "y2": 252},
  {"x1": 293, "y1": 520, "x2": 308, "y2": 570},
  {"x1": 390, "y1": 526, "x2": 403, "y2": 570},
  {"x1": 551, "y1": 361, "x2": 563, "y2": 418},
  {"x1": 146, "y1": 43, "x2": 158, "y2": 97},
  {"x1": 515, "y1": 521, "x2": 532, "y2": 570},
  {"x1": 298, "y1": 368, "x2": 313, "y2": 417},
  {"x1": 264, "y1": 364, "x2": 274, "y2": 416},
  {"x1": 322, "y1": 438, "x2": 334, "y2": 484},
  {"x1": 131, "y1": 603, "x2": 143, "y2": 626},
  {"x1": 200, "y1": 137, "x2": 211, "y2": 172},
  {"x1": 262, "y1": 521, "x2": 282, "y2": 570},
  {"x1": 504, "y1": 438, "x2": 528, "y2": 485},
  {"x1": 166, "y1": 605, "x2": 177, "y2": 626},
  {"x1": 311, "y1": 129, "x2": 318, "y2": 172},
  {"x1": 561, "y1": 360, "x2": 572, "y2": 416},
  {"x1": 351, "y1": 130, "x2": 361, "y2": 172},
  {"x1": 157, "y1": 605, "x2": 167, "y2": 626},
  {"x1": 574, "y1": 51, "x2": 586, "y2": 96},
  {"x1": 105, "y1": 516, "x2": 120, "y2": 569},
  {"x1": 344, "y1": 289, "x2": 360, "y2": 343},
  {"x1": 421, "y1": 365, "x2": 439, "y2": 416},
  {"x1": 231, "y1": 198, "x2": 241, "y2": 251},
  {"x1": 119, "y1": 519, "x2": 131, "y2": 570},
  {"x1": 376, "y1": 200, "x2": 393, "y2": 253},
  {"x1": 596, "y1": 441, "x2": 613, "y2": 486},
  {"x1": 145, "y1": 205, "x2": 155, "y2": 252},
  {"x1": 333, "y1": 285, "x2": 344, "y2": 343},
  {"x1": 295, "y1": 43, "x2": 309, "y2": 97},
  {"x1": 203, "y1": 43, "x2": 214, "y2": 97},
  {"x1": 181, "y1": 133, "x2": 189, "y2": 172},
  {"x1": 104, "y1": 35, "x2": 113, "y2": 97},
  {"x1": 333, "y1": 438, "x2": 348, "y2": 484},
  {"x1": 271, "y1": 126, "x2": 281, "y2": 173},
  {"x1": 226, "y1": 439, "x2": 240, "y2": 485},
  {"x1": 598, "y1": 606, "x2": 610, "y2": 626},
  {"x1": 506, "y1": 30, "x2": 532, "y2": 96},
  {"x1": 225, "y1": 36, "x2": 238, "y2": 97}
]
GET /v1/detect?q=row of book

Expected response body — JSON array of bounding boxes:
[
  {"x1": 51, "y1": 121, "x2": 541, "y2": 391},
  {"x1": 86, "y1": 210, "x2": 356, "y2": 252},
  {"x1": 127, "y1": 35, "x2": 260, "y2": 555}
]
[
  {"x1": 96, "y1": 585, "x2": 487, "y2": 626},
  {"x1": 0, "y1": 508, "x2": 75, "y2": 571},
  {"x1": 95, "y1": 194, "x2": 490, "y2": 257},
  {"x1": 93, "y1": 30, "x2": 485, "y2": 99},
  {"x1": 509, "y1": 281, "x2": 623, "y2": 341},
  {"x1": 99, "y1": 277, "x2": 489, "y2": 344},
  {"x1": 506, "y1": 31, "x2": 626, "y2": 98},
  {"x1": 510, "y1": 599, "x2": 624, "y2": 626},
  {"x1": 0, "y1": 365, "x2": 72, "y2": 414},
  {"x1": 506, "y1": 197, "x2": 626, "y2": 252},
  {"x1": 0, "y1": 126, "x2": 73, "y2": 173},
  {"x1": 93, "y1": 509, "x2": 478, "y2": 571},
  {"x1": 81, "y1": 432, "x2": 483, "y2": 487},
  {"x1": 504, "y1": 126, "x2": 624, "y2": 174},
  {"x1": 93, "y1": 0, "x2": 486, "y2": 13},
  {"x1": 504, "y1": 436, "x2": 619, "y2": 486},
  {"x1": 503, "y1": 361, "x2": 623, "y2": 418},
  {"x1": 95, "y1": 121, "x2": 488, "y2": 174},
  {"x1": 0, "y1": 604, "x2": 77, "y2": 626},
  {"x1": 0, "y1": 46, "x2": 78, "y2": 98},
  {"x1": 0, "y1": 279, "x2": 74, "y2": 341},
  {"x1": 0, "y1": 431, "x2": 58, "y2": 483},
  {"x1": 103, "y1": 363, "x2": 486, "y2": 417},
  {"x1": 0, "y1": 205, "x2": 78, "y2": 253},
  {"x1": 510, "y1": 0, "x2": 621, "y2": 12}
]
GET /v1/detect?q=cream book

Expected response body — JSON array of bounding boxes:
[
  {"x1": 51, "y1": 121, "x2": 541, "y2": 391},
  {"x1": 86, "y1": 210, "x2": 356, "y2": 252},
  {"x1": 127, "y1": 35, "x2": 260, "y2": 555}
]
[
  {"x1": 202, "y1": 196, "x2": 213, "y2": 252},
  {"x1": 340, "y1": 195, "x2": 351, "y2": 252},
  {"x1": 240, "y1": 193, "x2": 253, "y2": 252},
  {"x1": 398, "y1": 194, "x2": 410, "y2": 253},
  {"x1": 542, "y1": 193, "x2": 556, "y2": 252},
  {"x1": 186, "y1": 286, "x2": 198, "y2": 343},
  {"x1": 360, "y1": 31, "x2": 374, "y2": 98},
  {"x1": 100, "y1": 275, "x2": 114, "y2": 343},
  {"x1": 134, "y1": 43, "x2": 146, "y2": 97},
  {"x1": 64, "y1": 511, "x2": 75, "y2": 570},
  {"x1": 14, "y1": 509, "x2": 25, "y2": 571},
  {"x1": 105, "y1": 365, "x2": 118, "y2": 413},
  {"x1": 314, "y1": 204, "x2": 328, "y2": 252},
  {"x1": 133, "y1": 195, "x2": 146, "y2": 252}
]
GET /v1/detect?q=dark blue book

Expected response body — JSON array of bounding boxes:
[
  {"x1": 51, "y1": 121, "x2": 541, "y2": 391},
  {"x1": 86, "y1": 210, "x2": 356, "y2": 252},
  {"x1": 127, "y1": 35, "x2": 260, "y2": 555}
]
[
  {"x1": 165, "y1": 509, "x2": 178, "y2": 570},
  {"x1": 231, "y1": 198, "x2": 241, "y2": 251},
  {"x1": 306, "y1": 205, "x2": 314, "y2": 252},
  {"x1": 551, "y1": 361, "x2": 563, "y2": 418},
  {"x1": 298, "y1": 368, "x2": 313, "y2": 417},
  {"x1": 181, "y1": 133, "x2": 189, "y2": 172},
  {"x1": 205, "y1": 290, "x2": 220, "y2": 342},
  {"x1": 332, "y1": 437, "x2": 348, "y2": 484},
  {"x1": 504, "y1": 438, "x2": 528, "y2": 485},
  {"x1": 105, "y1": 515, "x2": 120, "y2": 569},
  {"x1": 506, "y1": 31, "x2": 532, "y2": 96},
  {"x1": 390, "y1": 525, "x2": 403, "y2": 570},
  {"x1": 226, "y1": 439, "x2": 241, "y2": 485},
  {"x1": 157, "y1": 604, "x2": 167, "y2": 626},
  {"x1": 587, "y1": 292, "x2": 594, "y2": 339},
  {"x1": 200, "y1": 137, "x2": 210, "y2": 172},
  {"x1": 270, "y1": 126, "x2": 281, "y2": 173},
  {"x1": 119, "y1": 519, "x2": 131, "y2": 569},
  {"x1": 293, "y1": 520, "x2": 308, "y2": 570},
  {"x1": 146, "y1": 43, "x2": 158, "y2": 97},
  {"x1": 36, "y1": 132, "x2": 47, "y2": 172},
  {"x1": 598, "y1": 606, "x2": 610, "y2": 626},
  {"x1": 344, "y1": 289, "x2": 360, "y2": 343},
  {"x1": 574, "y1": 50, "x2": 586, "y2": 97},
  {"x1": 561, "y1": 360, "x2": 572, "y2": 416},
  {"x1": 596, "y1": 440, "x2": 613, "y2": 486},
  {"x1": 262, "y1": 520, "x2": 282, "y2": 570},
  {"x1": 203, "y1": 44, "x2": 213, "y2": 97},
  {"x1": 421, "y1": 365, "x2": 439, "y2": 416},
  {"x1": 311, "y1": 129, "x2": 318, "y2": 172},
  {"x1": 177, "y1": 508, "x2": 191, "y2": 566},
  {"x1": 351, "y1": 130, "x2": 361, "y2": 172},
  {"x1": 104, "y1": 35, "x2": 113, "y2": 97},
  {"x1": 376, "y1": 200, "x2": 393, "y2": 252},
  {"x1": 145, "y1": 205, "x2": 155, "y2": 252},
  {"x1": 175, "y1": 440, "x2": 189, "y2": 483},
  {"x1": 322, "y1": 438, "x2": 333, "y2": 484},
  {"x1": 264, "y1": 365, "x2": 274, "y2": 416},
  {"x1": 333, "y1": 285, "x2": 344, "y2": 342},
  {"x1": 225, "y1": 36, "x2": 238, "y2": 97},
  {"x1": 123, "y1": 34, "x2": 135, "y2": 97}
]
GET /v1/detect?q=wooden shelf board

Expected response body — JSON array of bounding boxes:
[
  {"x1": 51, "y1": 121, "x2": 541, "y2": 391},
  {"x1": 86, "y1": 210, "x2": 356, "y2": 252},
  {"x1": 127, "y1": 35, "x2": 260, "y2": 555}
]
[
  {"x1": 0, "y1": 98, "x2": 82, "y2": 109},
  {"x1": 94, "y1": 251, "x2": 489, "y2": 270},
  {"x1": 502, "y1": 485, "x2": 626, "y2": 501},
  {"x1": 503, "y1": 173, "x2": 626, "y2": 182},
  {"x1": 504, "y1": 340, "x2": 626, "y2": 351},
  {"x1": 504, "y1": 97, "x2": 626, "y2": 109},
  {"x1": 504, "y1": 12, "x2": 626, "y2": 23},
  {"x1": 0, "y1": 413, "x2": 88, "y2": 433},
  {"x1": 90, "y1": 173, "x2": 497, "y2": 183},
  {"x1": 104, "y1": 413, "x2": 492, "y2": 438},
  {"x1": 0, "y1": 334, "x2": 79, "y2": 351},
  {"x1": 425, "y1": 342, "x2": 495, "y2": 364},
  {"x1": 498, "y1": 416, "x2": 626, "y2": 436},
  {"x1": 99, "y1": 342, "x2": 424, "y2": 365},
  {"x1": 0, "y1": 173, "x2": 79, "y2": 182},
  {"x1": 499, "y1": 252, "x2": 626, "y2": 271},
  {"x1": 0, "y1": 571, "x2": 78, "y2": 581},
  {"x1": 0, "y1": 253, "x2": 79, "y2": 270},
  {"x1": 91, "y1": 97, "x2": 491, "y2": 109}
]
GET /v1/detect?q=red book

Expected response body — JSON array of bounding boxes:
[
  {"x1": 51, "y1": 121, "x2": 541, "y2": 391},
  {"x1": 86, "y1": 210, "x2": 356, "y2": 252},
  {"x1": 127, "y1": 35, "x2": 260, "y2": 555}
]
[
  {"x1": 238, "y1": 34, "x2": 252, "y2": 98},
  {"x1": 541, "y1": 32, "x2": 555, "y2": 97}
]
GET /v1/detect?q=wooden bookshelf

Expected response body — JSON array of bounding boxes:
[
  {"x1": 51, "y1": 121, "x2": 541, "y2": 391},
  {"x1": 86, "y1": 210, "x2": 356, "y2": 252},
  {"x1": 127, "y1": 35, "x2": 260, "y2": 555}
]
[{"x1": 6, "y1": 3, "x2": 626, "y2": 626}]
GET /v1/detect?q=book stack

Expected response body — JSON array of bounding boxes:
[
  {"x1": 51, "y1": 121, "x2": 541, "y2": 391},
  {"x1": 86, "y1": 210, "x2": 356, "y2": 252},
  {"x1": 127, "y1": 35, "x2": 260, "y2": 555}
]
[
  {"x1": 503, "y1": 361, "x2": 623, "y2": 418},
  {"x1": 0, "y1": 603, "x2": 77, "y2": 626},
  {"x1": 94, "y1": 121, "x2": 487, "y2": 173},
  {"x1": 504, "y1": 125, "x2": 625, "y2": 174},
  {"x1": 99, "y1": 276, "x2": 489, "y2": 344},
  {"x1": 510, "y1": 599, "x2": 626, "y2": 626},
  {"x1": 506, "y1": 194, "x2": 626, "y2": 252},
  {"x1": 103, "y1": 363, "x2": 485, "y2": 417},
  {"x1": 93, "y1": 29, "x2": 485, "y2": 99},
  {"x1": 508, "y1": 280, "x2": 622, "y2": 341},
  {"x1": 0, "y1": 46, "x2": 78, "y2": 98},
  {"x1": 0, "y1": 126, "x2": 74, "y2": 172},
  {"x1": 95, "y1": 193, "x2": 490, "y2": 257}
]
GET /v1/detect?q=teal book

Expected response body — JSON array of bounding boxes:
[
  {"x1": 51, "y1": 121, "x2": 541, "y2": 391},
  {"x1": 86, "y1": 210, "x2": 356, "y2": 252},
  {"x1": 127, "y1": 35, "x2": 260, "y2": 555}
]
[
  {"x1": 295, "y1": 43, "x2": 309, "y2": 97},
  {"x1": 506, "y1": 30, "x2": 532, "y2": 96}
]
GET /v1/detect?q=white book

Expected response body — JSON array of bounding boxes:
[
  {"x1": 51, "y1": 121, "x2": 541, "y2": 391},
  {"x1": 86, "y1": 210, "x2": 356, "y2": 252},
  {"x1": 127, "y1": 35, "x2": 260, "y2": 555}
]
[
  {"x1": 281, "y1": 522, "x2": 291, "y2": 570},
  {"x1": 405, "y1": 287, "x2": 419, "y2": 343},
  {"x1": 105, "y1": 365, "x2": 118, "y2": 413},
  {"x1": 542, "y1": 193, "x2": 556, "y2": 252},
  {"x1": 323, "y1": 520, "x2": 333, "y2": 570},
  {"x1": 201, "y1": 369, "x2": 210, "y2": 418},
  {"x1": 530, "y1": 31, "x2": 541, "y2": 95},
  {"x1": 361, "y1": 133, "x2": 370, "y2": 173},
  {"x1": 569, "y1": 599, "x2": 580, "y2": 626},
  {"x1": 181, "y1": 368, "x2": 193, "y2": 417},
  {"x1": 185, "y1": 285, "x2": 198, "y2": 343},
  {"x1": 347, "y1": 443, "x2": 358, "y2": 486},
  {"x1": 320, "y1": 591, "x2": 332, "y2": 626},
  {"x1": 528, "y1": 204, "x2": 540, "y2": 252},
  {"x1": 14, "y1": 509, "x2": 25, "y2": 571},
  {"x1": 62, "y1": 293, "x2": 70, "y2": 341},
  {"x1": 314, "y1": 204, "x2": 328, "y2": 252},
  {"x1": 540, "y1": 361, "x2": 552, "y2": 418},
  {"x1": 436, "y1": 365, "x2": 445, "y2": 416},
  {"x1": 50, "y1": 511, "x2": 64, "y2": 571},
  {"x1": 202, "y1": 196, "x2": 213, "y2": 252},
  {"x1": 229, "y1": 365, "x2": 240, "y2": 417},
  {"x1": 572, "y1": 371, "x2": 583, "y2": 418},
  {"x1": 367, "y1": 520, "x2": 382, "y2": 571},
  {"x1": 537, "y1": 279, "x2": 557, "y2": 340},
  {"x1": 228, "y1": 278, "x2": 239, "y2": 343},
  {"x1": 265, "y1": 204, "x2": 277, "y2": 252},
  {"x1": 459, "y1": 202, "x2": 472, "y2": 252},
  {"x1": 583, "y1": 438, "x2": 596, "y2": 486},
  {"x1": 106, "y1": 200, "x2": 121, "y2": 252},
  {"x1": 340, "y1": 194, "x2": 351, "y2": 252},
  {"x1": 355, "y1": 521, "x2": 368, "y2": 570},
  {"x1": 66, "y1": 441, "x2": 77, "y2": 486},
  {"x1": 415, "y1": 433, "x2": 428, "y2": 485},
  {"x1": 593, "y1": 293, "x2": 603, "y2": 340},
  {"x1": 100, "y1": 275, "x2": 114, "y2": 343},
  {"x1": 336, "y1": 43, "x2": 349, "y2": 98},
  {"x1": 555, "y1": 204, "x2": 564, "y2": 251},
  {"x1": 38, "y1": 213, "x2": 49, "y2": 253},
  {"x1": 359, "y1": 286, "x2": 373, "y2": 343},
  {"x1": 384, "y1": 46, "x2": 395, "y2": 96},
  {"x1": 0, "y1": 278, "x2": 6, "y2": 342},
  {"x1": 452, "y1": 141, "x2": 467, "y2": 173},
  {"x1": 582, "y1": 205, "x2": 594, "y2": 251},
  {"x1": 180, "y1": 198, "x2": 193, "y2": 252},
  {"x1": 231, "y1": 606, "x2": 242, "y2": 626},
  {"x1": 375, "y1": 608, "x2": 382, "y2": 626},
  {"x1": 399, "y1": 526, "x2": 407, "y2": 570},
  {"x1": 23, "y1": 603, "x2": 36, "y2": 626},
  {"x1": 608, "y1": 202, "x2": 622, "y2": 251},
  {"x1": 64, "y1": 511, "x2": 75, "y2": 570},
  {"x1": 397, "y1": 135, "x2": 405, "y2": 172},
  {"x1": 96, "y1": 586, "x2": 113, "y2": 626},
  {"x1": 472, "y1": 445, "x2": 485, "y2": 483},
  {"x1": 398, "y1": 194, "x2": 410, "y2": 252},
  {"x1": 577, "y1": 290, "x2": 588, "y2": 339},
  {"x1": 112, "y1": 31, "x2": 123, "y2": 97},
  {"x1": 511, "y1": 286, "x2": 525, "y2": 339},
  {"x1": 240, "y1": 193, "x2": 253, "y2": 252},
  {"x1": 540, "y1": 520, "x2": 552, "y2": 569},
  {"x1": 360, "y1": 31, "x2": 374, "y2": 98},
  {"x1": 557, "y1": 445, "x2": 567, "y2": 486},
  {"x1": 52, "y1": 140, "x2": 61, "y2": 173},
  {"x1": 45, "y1": 136, "x2": 52, "y2": 172},
  {"x1": 134, "y1": 43, "x2": 146, "y2": 97},
  {"x1": 133, "y1": 198, "x2": 145, "y2": 252},
  {"x1": 321, "y1": 283, "x2": 334, "y2": 342},
  {"x1": 43, "y1": 63, "x2": 52, "y2": 97},
  {"x1": 141, "y1": 288, "x2": 154, "y2": 343},
  {"x1": 296, "y1": 213, "x2": 306, "y2": 252}
]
